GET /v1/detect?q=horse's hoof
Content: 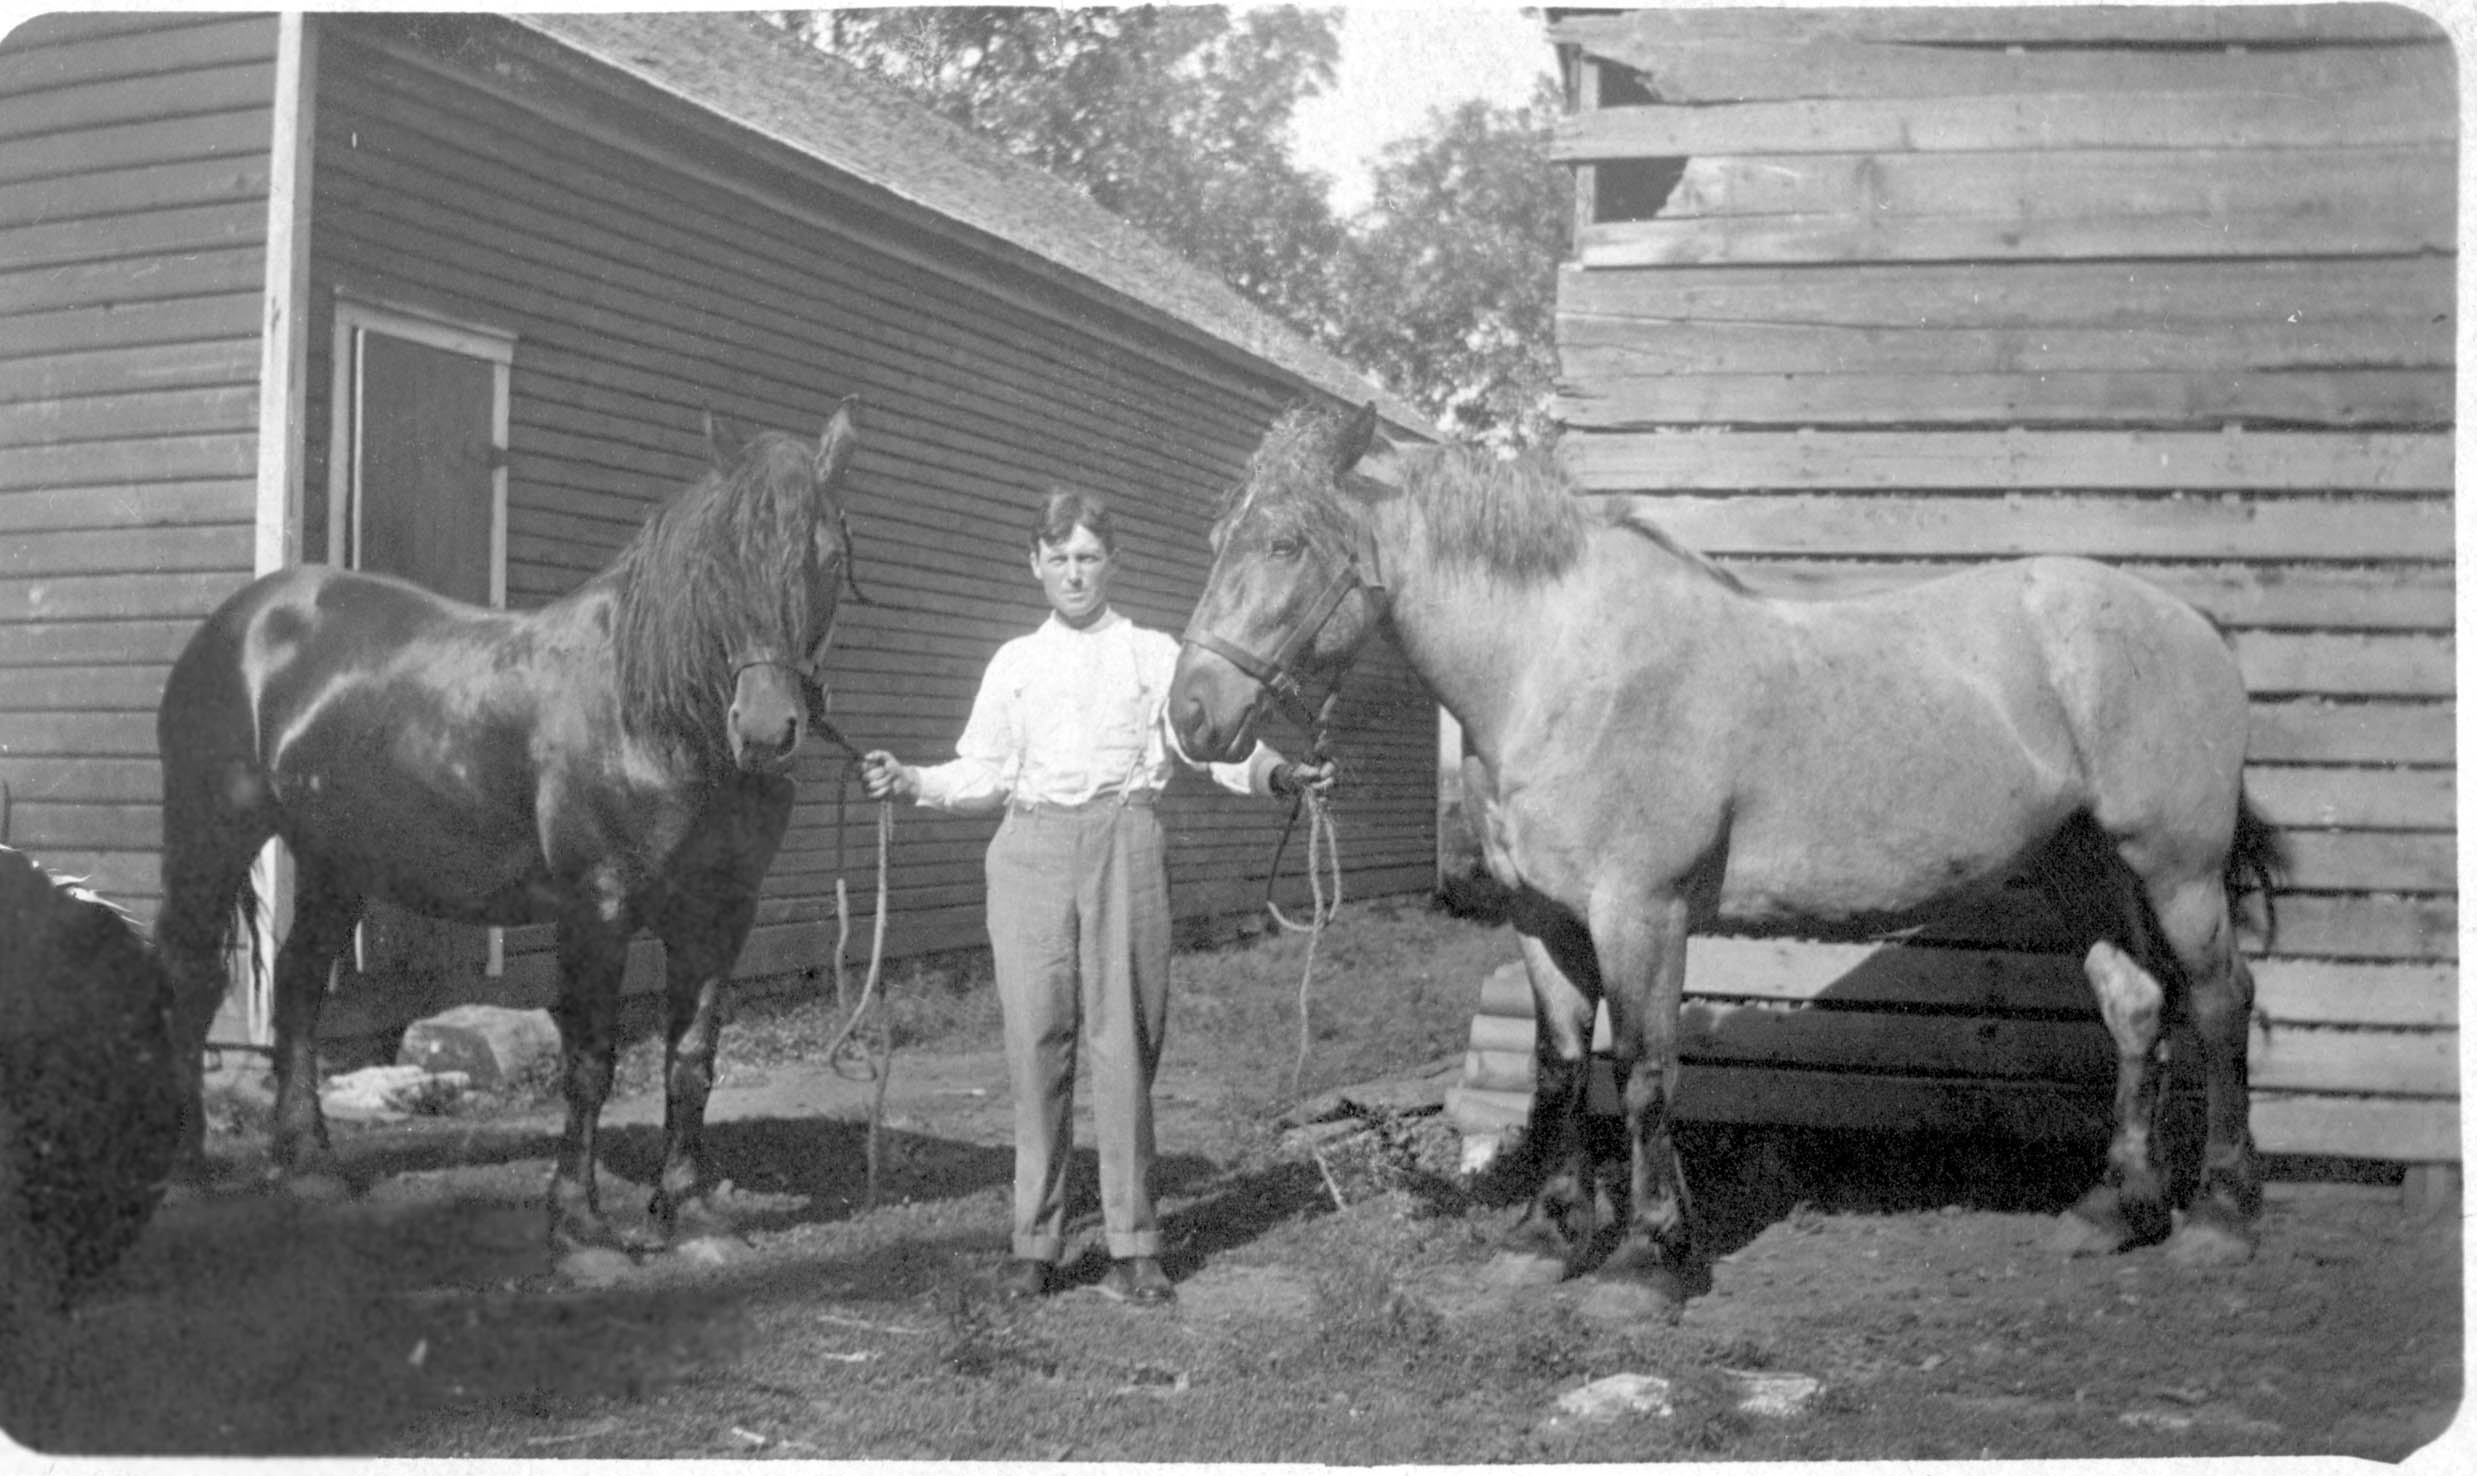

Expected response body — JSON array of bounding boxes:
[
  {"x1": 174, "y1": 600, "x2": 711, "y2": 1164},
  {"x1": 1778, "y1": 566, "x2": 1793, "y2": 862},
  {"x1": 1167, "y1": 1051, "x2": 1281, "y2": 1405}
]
[
  {"x1": 2164, "y1": 1205, "x2": 2255, "y2": 1268},
  {"x1": 2053, "y1": 1185, "x2": 2166, "y2": 1256},
  {"x1": 1484, "y1": 1250, "x2": 1569, "y2": 1287},
  {"x1": 660, "y1": 1191, "x2": 740, "y2": 1247},
  {"x1": 2050, "y1": 1207, "x2": 2130, "y2": 1258}
]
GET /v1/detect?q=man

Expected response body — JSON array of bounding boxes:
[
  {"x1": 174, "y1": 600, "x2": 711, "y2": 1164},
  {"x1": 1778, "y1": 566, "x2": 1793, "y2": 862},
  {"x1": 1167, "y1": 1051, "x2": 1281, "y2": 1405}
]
[{"x1": 861, "y1": 489, "x2": 1327, "y2": 1306}]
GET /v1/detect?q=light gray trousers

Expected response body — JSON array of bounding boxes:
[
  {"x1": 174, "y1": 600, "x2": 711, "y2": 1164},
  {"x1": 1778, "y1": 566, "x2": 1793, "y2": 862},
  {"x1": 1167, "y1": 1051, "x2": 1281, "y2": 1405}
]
[{"x1": 984, "y1": 796, "x2": 1170, "y2": 1261}]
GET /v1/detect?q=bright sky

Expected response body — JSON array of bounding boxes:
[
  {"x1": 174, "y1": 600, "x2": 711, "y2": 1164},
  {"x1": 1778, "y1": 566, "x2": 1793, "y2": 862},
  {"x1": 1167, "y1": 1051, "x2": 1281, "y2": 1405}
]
[{"x1": 1287, "y1": 3, "x2": 1558, "y2": 214}]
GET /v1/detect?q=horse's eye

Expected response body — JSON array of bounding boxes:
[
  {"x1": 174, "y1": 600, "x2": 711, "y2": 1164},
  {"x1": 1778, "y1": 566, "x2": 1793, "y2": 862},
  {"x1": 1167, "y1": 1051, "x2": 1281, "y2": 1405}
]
[{"x1": 1268, "y1": 537, "x2": 1303, "y2": 561}]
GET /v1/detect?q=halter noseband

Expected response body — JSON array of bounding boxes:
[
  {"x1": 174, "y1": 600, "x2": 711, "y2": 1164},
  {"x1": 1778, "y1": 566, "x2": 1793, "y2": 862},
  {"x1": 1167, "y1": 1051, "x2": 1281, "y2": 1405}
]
[{"x1": 1180, "y1": 523, "x2": 1386, "y2": 734}]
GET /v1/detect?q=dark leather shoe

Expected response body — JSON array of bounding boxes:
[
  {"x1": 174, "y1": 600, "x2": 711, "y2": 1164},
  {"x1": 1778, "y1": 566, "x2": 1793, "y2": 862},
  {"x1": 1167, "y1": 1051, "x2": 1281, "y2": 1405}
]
[
  {"x1": 994, "y1": 1258, "x2": 1054, "y2": 1300},
  {"x1": 1098, "y1": 1256, "x2": 1175, "y2": 1305}
]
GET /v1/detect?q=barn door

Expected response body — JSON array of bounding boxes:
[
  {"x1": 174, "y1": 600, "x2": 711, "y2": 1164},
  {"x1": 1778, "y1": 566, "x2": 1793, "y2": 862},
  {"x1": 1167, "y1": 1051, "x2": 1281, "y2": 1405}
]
[{"x1": 327, "y1": 298, "x2": 514, "y2": 1003}]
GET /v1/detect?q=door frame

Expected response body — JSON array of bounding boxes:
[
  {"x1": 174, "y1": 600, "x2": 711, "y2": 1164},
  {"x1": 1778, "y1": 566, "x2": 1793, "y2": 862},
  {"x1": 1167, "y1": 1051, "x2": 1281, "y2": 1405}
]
[{"x1": 322, "y1": 288, "x2": 519, "y2": 979}]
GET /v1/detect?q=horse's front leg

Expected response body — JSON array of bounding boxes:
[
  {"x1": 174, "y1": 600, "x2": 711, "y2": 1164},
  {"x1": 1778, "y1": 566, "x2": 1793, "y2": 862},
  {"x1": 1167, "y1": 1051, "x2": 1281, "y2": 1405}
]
[
  {"x1": 645, "y1": 781, "x2": 789, "y2": 1245},
  {"x1": 644, "y1": 894, "x2": 761, "y2": 1246},
  {"x1": 1590, "y1": 887, "x2": 1695, "y2": 1321},
  {"x1": 546, "y1": 909, "x2": 632, "y2": 1253},
  {"x1": 1491, "y1": 911, "x2": 1602, "y2": 1285}
]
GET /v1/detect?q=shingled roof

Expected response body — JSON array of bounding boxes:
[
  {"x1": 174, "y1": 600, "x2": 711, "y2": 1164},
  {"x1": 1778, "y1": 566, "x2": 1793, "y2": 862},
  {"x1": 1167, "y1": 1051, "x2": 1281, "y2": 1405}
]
[{"x1": 513, "y1": 10, "x2": 1431, "y2": 434}]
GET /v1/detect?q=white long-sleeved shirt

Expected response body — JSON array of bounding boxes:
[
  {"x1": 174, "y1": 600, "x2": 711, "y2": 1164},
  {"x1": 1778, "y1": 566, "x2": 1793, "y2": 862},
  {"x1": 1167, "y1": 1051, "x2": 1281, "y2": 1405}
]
[{"x1": 911, "y1": 609, "x2": 1277, "y2": 813}]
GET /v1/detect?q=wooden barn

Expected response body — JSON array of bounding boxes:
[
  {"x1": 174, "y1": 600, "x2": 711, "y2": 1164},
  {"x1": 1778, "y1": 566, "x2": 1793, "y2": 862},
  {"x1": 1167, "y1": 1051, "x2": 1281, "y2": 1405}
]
[
  {"x1": 1453, "y1": 4, "x2": 2458, "y2": 1193},
  {"x1": 0, "y1": 11, "x2": 1438, "y2": 1046}
]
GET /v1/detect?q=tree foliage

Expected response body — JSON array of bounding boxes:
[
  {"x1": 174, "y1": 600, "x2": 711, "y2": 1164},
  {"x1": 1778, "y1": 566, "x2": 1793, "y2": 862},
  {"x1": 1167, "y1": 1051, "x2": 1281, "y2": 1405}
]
[
  {"x1": 778, "y1": 8, "x2": 1567, "y2": 449},
  {"x1": 1327, "y1": 82, "x2": 1570, "y2": 449},
  {"x1": 790, "y1": 7, "x2": 1345, "y2": 335}
]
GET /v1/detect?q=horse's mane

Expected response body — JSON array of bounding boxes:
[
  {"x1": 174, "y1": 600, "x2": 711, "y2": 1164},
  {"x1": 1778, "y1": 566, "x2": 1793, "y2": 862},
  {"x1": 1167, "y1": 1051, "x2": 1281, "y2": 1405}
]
[
  {"x1": 607, "y1": 432, "x2": 831, "y2": 761},
  {"x1": 1230, "y1": 406, "x2": 1747, "y2": 594}
]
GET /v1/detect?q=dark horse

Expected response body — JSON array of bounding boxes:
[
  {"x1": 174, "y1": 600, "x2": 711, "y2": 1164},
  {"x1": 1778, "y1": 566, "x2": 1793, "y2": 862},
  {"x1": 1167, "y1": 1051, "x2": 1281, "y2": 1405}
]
[
  {"x1": 155, "y1": 401, "x2": 860, "y2": 1252},
  {"x1": 1172, "y1": 405, "x2": 2284, "y2": 1319}
]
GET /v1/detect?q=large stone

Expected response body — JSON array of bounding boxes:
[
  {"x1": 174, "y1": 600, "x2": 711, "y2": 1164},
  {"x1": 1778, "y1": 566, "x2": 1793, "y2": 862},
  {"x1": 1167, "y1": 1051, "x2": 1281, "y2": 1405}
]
[{"x1": 397, "y1": 1005, "x2": 561, "y2": 1088}]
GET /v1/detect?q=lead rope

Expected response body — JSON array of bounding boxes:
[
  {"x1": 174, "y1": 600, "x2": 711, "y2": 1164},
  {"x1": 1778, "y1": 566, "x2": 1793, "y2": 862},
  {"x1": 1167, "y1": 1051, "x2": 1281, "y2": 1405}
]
[
  {"x1": 1268, "y1": 693, "x2": 1345, "y2": 1099},
  {"x1": 812, "y1": 718, "x2": 896, "y2": 1210}
]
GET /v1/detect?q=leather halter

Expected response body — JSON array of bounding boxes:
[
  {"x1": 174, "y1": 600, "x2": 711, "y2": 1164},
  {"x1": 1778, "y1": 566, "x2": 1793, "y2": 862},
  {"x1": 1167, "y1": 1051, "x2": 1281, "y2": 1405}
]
[{"x1": 1180, "y1": 522, "x2": 1386, "y2": 734}]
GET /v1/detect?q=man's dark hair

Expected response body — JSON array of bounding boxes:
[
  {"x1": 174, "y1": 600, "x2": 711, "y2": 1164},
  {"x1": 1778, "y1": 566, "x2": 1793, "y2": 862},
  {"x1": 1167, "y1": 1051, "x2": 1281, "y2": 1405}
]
[{"x1": 1031, "y1": 487, "x2": 1116, "y2": 555}]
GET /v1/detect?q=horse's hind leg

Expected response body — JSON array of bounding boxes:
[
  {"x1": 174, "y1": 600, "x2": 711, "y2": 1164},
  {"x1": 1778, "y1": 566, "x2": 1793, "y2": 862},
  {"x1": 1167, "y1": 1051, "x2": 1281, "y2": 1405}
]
[
  {"x1": 156, "y1": 731, "x2": 274, "y2": 1172},
  {"x1": 546, "y1": 912, "x2": 632, "y2": 1253},
  {"x1": 2054, "y1": 937, "x2": 2173, "y2": 1255},
  {"x1": 1490, "y1": 915, "x2": 1601, "y2": 1285},
  {"x1": 266, "y1": 859, "x2": 363, "y2": 1179},
  {"x1": 2153, "y1": 875, "x2": 2259, "y2": 1266}
]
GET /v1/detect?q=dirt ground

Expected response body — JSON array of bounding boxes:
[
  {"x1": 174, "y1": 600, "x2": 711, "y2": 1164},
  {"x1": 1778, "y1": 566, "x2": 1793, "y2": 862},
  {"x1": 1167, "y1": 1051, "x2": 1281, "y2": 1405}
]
[{"x1": 4, "y1": 1031, "x2": 2465, "y2": 1464}]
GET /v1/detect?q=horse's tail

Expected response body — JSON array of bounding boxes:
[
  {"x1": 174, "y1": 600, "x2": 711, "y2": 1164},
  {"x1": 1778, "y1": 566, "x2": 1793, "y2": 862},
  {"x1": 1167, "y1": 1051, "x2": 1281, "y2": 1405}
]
[{"x1": 2227, "y1": 789, "x2": 2289, "y2": 952}]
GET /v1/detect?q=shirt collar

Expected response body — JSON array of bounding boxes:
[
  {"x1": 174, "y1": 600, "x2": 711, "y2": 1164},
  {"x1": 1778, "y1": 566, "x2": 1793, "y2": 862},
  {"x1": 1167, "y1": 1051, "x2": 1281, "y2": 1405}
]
[{"x1": 1040, "y1": 607, "x2": 1124, "y2": 638}]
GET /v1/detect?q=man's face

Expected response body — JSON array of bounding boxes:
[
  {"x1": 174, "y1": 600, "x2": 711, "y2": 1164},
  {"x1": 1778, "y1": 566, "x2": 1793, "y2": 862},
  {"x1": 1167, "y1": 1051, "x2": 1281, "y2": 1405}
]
[{"x1": 1031, "y1": 523, "x2": 1113, "y2": 627}]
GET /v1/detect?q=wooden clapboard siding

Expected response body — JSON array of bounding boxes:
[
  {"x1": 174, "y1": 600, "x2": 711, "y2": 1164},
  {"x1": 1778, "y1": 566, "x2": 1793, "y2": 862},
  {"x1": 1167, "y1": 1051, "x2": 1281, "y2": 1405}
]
[
  {"x1": 1482, "y1": 5, "x2": 2459, "y2": 1171},
  {"x1": 0, "y1": 12, "x2": 275, "y2": 912},
  {"x1": 285, "y1": 15, "x2": 1433, "y2": 1035},
  {"x1": 1558, "y1": 427, "x2": 2453, "y2": 495}
]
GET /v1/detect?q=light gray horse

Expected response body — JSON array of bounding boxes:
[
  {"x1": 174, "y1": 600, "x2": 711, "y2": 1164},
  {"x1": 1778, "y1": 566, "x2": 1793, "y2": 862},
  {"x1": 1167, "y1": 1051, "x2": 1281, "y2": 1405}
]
[{"x1": 1170, "y1": 404, "x2": 2283, "y2": 1320}]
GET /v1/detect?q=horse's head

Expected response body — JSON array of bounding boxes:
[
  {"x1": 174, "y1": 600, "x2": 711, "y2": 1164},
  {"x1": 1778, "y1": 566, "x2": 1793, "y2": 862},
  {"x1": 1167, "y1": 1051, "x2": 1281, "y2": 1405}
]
[
  {"x1": 1170, "y1": 402, "x2": 1393, "y2": 763},
  {"x1": 677, "y1": 398, "x2": 861, "y2": 774}
]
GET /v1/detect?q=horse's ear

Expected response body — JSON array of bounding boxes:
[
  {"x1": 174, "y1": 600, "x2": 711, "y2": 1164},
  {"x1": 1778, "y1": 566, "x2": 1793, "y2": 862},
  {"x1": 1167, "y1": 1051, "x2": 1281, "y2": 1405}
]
[
  {"x1": 704, "y1": 407, "x2": 744, "y2": 464},
  {"x1": 1333, "y1": 400, "x2": 1380, "y2": 473},
  {"x1": 817, "y1": 396, "x2": 861, "y2": 485}
]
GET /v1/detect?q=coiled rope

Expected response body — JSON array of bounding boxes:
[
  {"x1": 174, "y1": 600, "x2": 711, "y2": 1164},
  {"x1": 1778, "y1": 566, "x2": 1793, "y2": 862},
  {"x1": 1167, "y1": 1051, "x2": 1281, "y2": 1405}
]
[
  {"x1": 811, "y1": 720, "x2": 896, "y2": 1210},
  {"x1": 1267, "y1": 703, "x2": 1344, "y2": 1099}
]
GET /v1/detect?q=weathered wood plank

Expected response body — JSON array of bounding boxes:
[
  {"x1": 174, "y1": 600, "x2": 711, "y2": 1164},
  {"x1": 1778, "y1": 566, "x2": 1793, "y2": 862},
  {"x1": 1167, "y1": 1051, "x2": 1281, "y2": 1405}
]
[
  {"x1": 0, "y1": 710, "x2": 158, "y2": 757},
  {"x1": 1566, "y1": 26, "x2": 2455, "y2": 104},
  {"x1": 1560, "y1": 296, "x2": 2452, "y2": 375},
  {"x1": 1714, "y1": 559, "x2": 2456, "y2": 635},
  {"x1": 0, "y1": 154, "x2": 273, "y2": 223},
  {"x1": 1469, "y1": 1004, "x2": 2458, "y2": 1098},
  {"x1": 0, "y1": 571, "x2": 242, "y2": 624},
  {"x1": 0, "y1": 110, "x2": 270, "y2": 186},
  {"x1": 0, "y1": 619, "x2": 193, "y2": 667},
  {"x1": 0, "y1": 755, "x2": 158, "y2": 805},
  {"x1": 1556, "y1": 369, "x2": 2450, "y2": 431},
  {"x1": 0, "y1": 663, "x2": 164, "y2": 713},
  {"x1": 2247, "y1": 700, "x2": 2455, "y2": 765},
  {"x1": 1577, "y1": 147, "x2": 2453, "y2": 265},
  {"x1": 0, "y1": 293, "x2": 260, "y2": 359},
  {"x1": 4, "y1": 339, "x2": 261, "y2": 402},
  {"x1": 0, "y1": 244, "x2": 266, "y2": 315},
  {"x1": 0, "y1": 60, "x2": 273, "y2": 144},
  {"x1": 1554, "y1": 84, "x2": 2454, "y2": 161},
  {"x1": 0, "y1": 384, "x2": 259, "y2": 447},
  {"x1": 0, "y1": 483, "x2": 252, "y2": 535},
  {"x1": 2248, "y1": 766, "x2": 2455, "y2": 832},
  {"x1": 0, "y1": 526, "x2": 253, "y2": 579},
  {"x1": 1482, "y1": 936, "x2": 2462, "y2": 1030},
  {"x1": 1550, "y1": 6, "x2": 2450, "y2": 49},
  {"x1": 1453, "y1": 1073, "x2": 2458, "y2": 1163},
  {"x1": 1557, "y1": 256, "x2": 2454, "y2": 335},
  {"x1": 0, "y1": 200, "x2": 263, "y2": 271},
  {"x1": 0, "y1": 436, "x2": 257, "y2": 494},
  {"x1": 2235, "y1": 632, "x2": 2456, "y2": 700},
  {"x1": 0, "y1": 13, "x2": 277, "y2": 93},
  {"x1": 1555, "y1": 428, "x2": 2452, "y2": 495},
  {"x1": 1630, "y1": 492, "x2": 2452, "y2": 564}
]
